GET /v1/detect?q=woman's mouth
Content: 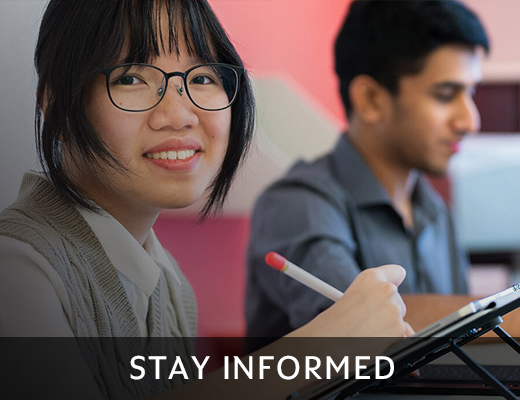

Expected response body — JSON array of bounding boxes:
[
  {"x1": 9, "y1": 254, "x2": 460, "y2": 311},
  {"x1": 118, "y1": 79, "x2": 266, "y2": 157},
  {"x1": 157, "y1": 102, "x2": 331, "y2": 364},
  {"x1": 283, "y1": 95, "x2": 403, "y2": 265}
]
[
  {"x1": 144, "y1": 149, "x2": 196, "y2": 161},
  {"x1": 143, "y1": 148, "x2": 201, "y2": 172}
]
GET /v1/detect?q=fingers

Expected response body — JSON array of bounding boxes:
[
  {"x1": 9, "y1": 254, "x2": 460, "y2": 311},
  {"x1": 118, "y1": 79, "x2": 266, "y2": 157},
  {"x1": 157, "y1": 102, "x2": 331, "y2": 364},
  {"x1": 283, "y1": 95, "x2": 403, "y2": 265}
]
[
  {"x1": 393, "y1": 287, "x2": 407, "y2": 319},
  {"x1": 320, "y1": 264, "x2": 409, "y2": 338},
  {"x1": 360, "y1": 264, "x2": 408, "y2": 317},
  {"x1": 355, "y1": 265, "x2": 409, "y2": 329},
  {"x1": 372, "y1": 264, "x2": 407, "y2": 287},
  {"x1": 404, "y1": 322, "x2": 415, "y2": 337}
]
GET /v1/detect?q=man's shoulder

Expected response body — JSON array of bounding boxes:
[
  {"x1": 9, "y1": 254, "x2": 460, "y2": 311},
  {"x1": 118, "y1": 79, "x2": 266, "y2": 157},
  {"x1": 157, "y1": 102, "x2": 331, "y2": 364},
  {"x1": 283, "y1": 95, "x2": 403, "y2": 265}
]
[
  {"x1": 255, "y1": 155, "x2": 350, "y2": 216},
  {"x1": 274, "y1": 156, "x2": 341, "y2": 193}
]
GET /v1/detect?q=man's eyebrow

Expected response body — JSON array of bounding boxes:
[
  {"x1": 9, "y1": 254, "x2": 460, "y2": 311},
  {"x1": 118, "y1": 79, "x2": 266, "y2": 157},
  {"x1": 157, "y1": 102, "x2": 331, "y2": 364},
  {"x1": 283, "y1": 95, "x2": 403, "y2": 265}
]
[
  {"x1": 432, "y1": 81, "x2": 481, "y2": 90},
  {"x1": 432, "y1": 82, "x2": 465, "y2": 90}
]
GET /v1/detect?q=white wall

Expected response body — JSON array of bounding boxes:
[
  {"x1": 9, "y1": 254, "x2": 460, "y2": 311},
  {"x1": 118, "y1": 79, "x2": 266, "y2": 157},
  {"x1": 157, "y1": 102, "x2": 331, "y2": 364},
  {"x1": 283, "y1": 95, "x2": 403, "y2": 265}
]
[
  {"x1": 0, "y1": 1, "x2": 45, "y2": 210},
  {"x1": 465, "y1": 0, "x2": 520, "y2": 81}
]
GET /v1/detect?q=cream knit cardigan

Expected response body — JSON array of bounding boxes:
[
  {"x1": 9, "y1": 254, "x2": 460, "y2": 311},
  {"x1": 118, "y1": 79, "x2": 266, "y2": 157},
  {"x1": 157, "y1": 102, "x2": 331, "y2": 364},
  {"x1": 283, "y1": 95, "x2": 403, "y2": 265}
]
[{"x1": 0, "y1": 172, "x2": 198, "y2": 399}]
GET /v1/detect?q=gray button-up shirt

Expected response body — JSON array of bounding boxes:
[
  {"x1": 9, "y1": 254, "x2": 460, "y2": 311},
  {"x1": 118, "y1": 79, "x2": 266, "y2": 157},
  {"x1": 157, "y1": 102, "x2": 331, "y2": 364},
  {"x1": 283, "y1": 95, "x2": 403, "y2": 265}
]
[{"x1": 246, "y1": 134, "x2": 468, "y2": 344}]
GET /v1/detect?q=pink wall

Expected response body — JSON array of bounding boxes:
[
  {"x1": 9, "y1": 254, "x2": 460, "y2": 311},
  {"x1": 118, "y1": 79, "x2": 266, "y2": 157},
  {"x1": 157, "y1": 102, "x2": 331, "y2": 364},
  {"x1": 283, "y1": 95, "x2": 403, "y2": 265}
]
[
  {"x1": 208, "y1": 0, "x2": 352, "y2": 126},
  {"x1": 154, "y1": 215, "x2": 250, "y2": 337}
]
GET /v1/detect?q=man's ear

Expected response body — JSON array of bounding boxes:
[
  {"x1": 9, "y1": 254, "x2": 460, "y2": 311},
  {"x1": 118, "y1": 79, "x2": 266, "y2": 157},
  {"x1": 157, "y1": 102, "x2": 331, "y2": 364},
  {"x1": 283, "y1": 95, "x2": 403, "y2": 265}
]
[{"x1": 349, "y1": 74, "x2": 391, "y2": 124}]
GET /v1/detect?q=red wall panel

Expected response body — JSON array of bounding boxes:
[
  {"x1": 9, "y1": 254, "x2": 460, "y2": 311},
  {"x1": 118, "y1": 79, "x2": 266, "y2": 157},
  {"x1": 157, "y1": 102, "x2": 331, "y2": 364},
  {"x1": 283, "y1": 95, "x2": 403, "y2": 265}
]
[{"x1": 208, "y1": 0, "x2": 352, "y2": 126}]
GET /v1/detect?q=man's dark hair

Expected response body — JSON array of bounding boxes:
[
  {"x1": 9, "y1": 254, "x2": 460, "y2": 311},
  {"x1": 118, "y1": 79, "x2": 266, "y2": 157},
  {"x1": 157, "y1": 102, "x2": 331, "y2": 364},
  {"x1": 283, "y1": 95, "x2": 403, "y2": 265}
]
[
  {"x1": 335, "y1": 0, "x2": 489, "y2": 118},
  {"x1": 35, "y1": 0, "x2": 255, "y2": 219}
]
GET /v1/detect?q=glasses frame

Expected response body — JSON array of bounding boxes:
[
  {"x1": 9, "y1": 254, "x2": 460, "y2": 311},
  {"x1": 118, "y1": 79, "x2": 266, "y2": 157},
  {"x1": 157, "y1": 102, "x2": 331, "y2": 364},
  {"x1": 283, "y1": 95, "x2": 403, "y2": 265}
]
[{"x1": 99, "y1": 62, "x2": 244, "y2": 112}]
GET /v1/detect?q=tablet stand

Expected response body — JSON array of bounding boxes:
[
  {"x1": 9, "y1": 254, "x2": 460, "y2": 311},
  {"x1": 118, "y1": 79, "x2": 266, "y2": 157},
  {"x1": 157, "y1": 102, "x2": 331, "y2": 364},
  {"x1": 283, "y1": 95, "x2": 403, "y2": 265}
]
[
  {"x1": 376, "y1": 319, "x2": 520, "y2": 400},
  {"x1": 450, "y1": 328, "x2": 520, "y2": 400},
  {"x1": 292, "y1": 303, "x2": 520, "y2": 400}
]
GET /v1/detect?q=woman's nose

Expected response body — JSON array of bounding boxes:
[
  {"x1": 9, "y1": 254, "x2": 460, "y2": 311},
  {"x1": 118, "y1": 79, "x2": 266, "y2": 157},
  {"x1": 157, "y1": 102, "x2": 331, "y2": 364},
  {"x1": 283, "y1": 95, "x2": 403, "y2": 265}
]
[{"x1": 148, "y1": 81, "x2": 199, "y2": 131}]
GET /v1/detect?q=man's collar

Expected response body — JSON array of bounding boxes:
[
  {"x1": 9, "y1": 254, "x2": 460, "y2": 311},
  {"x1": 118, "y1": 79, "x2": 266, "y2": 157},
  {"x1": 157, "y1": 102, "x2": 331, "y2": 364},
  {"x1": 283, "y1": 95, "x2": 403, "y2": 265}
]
[
  {"x1": 331, "y1": 134, "x2": 391, "y2": 207},
  {"x1": 331, "y1": 134, "x2": 440, "y2": 221}
]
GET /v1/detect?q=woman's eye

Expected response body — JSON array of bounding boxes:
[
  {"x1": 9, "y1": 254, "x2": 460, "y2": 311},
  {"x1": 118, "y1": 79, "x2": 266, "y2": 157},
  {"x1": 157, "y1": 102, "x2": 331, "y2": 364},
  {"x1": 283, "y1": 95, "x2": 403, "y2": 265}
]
[
  {"x1": 117, "y1": 75, "x2": 143, "y2": 85},
  {"x1": 191, "y1": 75, "x2": 214, "y2": 85}
]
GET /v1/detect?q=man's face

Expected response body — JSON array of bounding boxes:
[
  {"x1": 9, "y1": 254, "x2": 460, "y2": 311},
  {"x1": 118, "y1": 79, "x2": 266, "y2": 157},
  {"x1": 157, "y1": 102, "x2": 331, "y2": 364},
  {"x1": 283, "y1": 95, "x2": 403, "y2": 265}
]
[{"x1": 381, "y1": 44, "x2": 483, "y2": 176}]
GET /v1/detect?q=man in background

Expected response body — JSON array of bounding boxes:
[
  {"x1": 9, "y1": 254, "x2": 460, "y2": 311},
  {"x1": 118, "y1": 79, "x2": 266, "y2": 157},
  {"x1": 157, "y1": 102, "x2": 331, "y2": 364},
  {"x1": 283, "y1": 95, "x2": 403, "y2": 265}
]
[{"x1": 246, "y1": 0, "x2": 488, "y2": 347}]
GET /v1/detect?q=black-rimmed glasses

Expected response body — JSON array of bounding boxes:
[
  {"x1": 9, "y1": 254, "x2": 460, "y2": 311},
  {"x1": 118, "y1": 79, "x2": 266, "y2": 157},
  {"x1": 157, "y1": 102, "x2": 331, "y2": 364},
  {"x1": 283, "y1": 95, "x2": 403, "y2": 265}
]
[{"x1": 99, "y1": 63, "x2": 243, "y2": 112}]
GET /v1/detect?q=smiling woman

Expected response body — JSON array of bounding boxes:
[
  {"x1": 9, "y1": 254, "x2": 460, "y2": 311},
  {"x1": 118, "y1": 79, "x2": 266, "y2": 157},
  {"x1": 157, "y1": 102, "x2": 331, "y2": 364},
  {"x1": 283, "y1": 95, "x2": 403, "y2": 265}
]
[
  {"x1": 77, "y1": 47, "x2": 235, "y2": 242},
  {"x1": 0, "y1": 0, "x2": 412, "y2": 399},
  {"x1": 0, "y1": 0, "x2": 254, "y2": 396}
]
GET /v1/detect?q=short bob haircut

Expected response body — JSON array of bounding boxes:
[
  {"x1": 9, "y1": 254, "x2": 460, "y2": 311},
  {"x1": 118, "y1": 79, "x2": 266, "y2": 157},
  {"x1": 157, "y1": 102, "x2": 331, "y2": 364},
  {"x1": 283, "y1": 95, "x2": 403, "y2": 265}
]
[
  {"x1": 35, "y1": 0, "x2": 255, "y2": 219},
  {"x1": 335, "y1": 0, "x2": 489, "y2": 118}
]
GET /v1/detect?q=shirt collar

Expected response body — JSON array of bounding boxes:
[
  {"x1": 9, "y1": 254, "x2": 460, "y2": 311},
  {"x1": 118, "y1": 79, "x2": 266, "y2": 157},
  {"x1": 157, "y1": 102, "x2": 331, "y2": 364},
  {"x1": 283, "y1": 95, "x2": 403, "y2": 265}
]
[
  {"x1": 143, "y1": 228, "x2": 182, "y2": 283},
  {"x1": 78, "y1": 206, "x2": 181, "y2": 296},
  {"x1": 412, "y1": 176, "x2": 441, "y2": 222},
  {"x1": 331, "y1": 134, "x2": 439, "y2": 221},
  {"x1": 331, "y1": 134, "x2": 391, "y2": 207}
]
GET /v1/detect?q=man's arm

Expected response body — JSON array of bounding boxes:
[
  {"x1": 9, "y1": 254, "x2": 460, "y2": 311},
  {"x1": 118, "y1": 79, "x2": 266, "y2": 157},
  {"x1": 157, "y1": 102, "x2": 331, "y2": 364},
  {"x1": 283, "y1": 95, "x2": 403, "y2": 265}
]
[{"x1": 246, "y1": 184, "x2": 362, "y2": 336}]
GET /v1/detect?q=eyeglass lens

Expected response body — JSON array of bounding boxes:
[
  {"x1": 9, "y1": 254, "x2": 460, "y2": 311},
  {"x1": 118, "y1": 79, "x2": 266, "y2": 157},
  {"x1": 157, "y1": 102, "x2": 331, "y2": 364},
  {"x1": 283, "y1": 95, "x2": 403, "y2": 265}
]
[{"x1": 107, "y1": 64, "x2": 239, "y2": 111}]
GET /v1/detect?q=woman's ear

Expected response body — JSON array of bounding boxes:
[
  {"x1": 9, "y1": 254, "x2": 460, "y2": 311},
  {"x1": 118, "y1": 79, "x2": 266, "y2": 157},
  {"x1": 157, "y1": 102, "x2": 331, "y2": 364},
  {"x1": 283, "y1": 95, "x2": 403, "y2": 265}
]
[
  {"x1": 348, "y1": 74, "x2": 391, "y2": 124},
  {"x1": 37, "y1": 88, "x2": 49, "y2": 117}
]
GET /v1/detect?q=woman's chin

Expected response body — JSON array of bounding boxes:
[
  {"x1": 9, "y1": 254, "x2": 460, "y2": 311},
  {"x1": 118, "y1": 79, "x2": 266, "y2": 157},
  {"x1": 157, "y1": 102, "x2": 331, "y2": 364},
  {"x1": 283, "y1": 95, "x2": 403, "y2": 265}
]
[{"x1": 159, "y1": 195, "x2": 207, "y2": 214}]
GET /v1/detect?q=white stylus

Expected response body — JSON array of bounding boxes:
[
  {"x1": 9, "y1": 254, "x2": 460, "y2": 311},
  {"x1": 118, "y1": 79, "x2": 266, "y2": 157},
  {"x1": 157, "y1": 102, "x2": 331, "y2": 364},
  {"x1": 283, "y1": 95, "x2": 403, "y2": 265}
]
[{"x1": 265, "y1": 251, "x2": 343, "y2": 302}]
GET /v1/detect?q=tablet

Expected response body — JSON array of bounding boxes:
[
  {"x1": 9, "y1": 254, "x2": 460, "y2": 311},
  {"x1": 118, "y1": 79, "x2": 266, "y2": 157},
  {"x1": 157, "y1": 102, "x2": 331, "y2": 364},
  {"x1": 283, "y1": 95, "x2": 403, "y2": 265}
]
[
  {"x1": 295, "y1": 283, "x2": 520, "y2": 400},
  {"x1": 412, "y1": 283, "x2": 520, "y2": 338}
]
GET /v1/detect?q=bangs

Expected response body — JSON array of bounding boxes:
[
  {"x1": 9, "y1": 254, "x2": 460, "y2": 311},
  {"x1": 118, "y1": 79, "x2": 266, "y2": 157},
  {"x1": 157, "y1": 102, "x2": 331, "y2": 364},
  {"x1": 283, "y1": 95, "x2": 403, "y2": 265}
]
[{"x1": 121, "y1": 0, "x2": 219, "y2": 65}]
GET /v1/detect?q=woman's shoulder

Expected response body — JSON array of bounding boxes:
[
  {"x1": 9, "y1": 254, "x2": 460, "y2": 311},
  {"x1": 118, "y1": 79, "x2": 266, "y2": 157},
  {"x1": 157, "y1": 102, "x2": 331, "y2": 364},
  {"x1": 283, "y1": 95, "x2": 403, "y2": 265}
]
[
  {"x1": 0, "y1": 235, "x2": 74, "y2": 336},
  {"x1": 0, "y1": 172, "x2": 88, "y2": 251}
]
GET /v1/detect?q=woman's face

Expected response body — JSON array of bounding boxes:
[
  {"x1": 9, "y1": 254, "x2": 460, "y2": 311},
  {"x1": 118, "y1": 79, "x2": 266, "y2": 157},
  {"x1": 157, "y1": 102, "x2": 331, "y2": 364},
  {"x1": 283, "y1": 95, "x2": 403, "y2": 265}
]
[{"x1": 74, "y1": 41, "x2": 231, "y2": 222}]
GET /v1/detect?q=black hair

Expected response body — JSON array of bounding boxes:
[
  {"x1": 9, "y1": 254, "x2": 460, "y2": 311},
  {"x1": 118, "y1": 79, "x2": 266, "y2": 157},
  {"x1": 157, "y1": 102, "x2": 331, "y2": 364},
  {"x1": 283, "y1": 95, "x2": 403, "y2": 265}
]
[
  {"x1": 334, "y1": 0, "x2": 489, "y2": 118},
  {"x1": 35, "y1": 0, "x2": 255, "y2": 219}
]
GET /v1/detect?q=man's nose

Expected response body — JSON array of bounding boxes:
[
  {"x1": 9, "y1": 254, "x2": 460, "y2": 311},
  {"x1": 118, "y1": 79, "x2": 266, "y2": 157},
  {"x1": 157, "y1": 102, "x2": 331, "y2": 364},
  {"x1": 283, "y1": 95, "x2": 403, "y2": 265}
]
[{"x1": 454, "y1": 95, "x2": 481, "y2": 135}]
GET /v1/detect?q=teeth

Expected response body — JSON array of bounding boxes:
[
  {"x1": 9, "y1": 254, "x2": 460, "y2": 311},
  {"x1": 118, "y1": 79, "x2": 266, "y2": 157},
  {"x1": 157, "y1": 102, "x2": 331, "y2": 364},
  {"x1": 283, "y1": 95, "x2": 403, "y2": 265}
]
[{"x1": 145, "y1": 149, "x2": 196, "y2": 160}]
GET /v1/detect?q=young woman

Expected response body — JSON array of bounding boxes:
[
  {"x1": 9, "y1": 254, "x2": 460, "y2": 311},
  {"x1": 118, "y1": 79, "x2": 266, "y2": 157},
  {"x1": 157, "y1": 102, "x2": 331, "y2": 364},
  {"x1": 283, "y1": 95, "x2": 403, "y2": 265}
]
[{"x1": 0, "y1": 1, "x2": 410, "y2": 399}]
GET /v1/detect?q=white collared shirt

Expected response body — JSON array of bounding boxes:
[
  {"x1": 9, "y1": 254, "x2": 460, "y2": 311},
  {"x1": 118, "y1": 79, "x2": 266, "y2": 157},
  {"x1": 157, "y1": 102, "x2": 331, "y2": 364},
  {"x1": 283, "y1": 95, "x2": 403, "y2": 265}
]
[{"x1": 0, "y1": 205, "x2": 181, "y2": 337}]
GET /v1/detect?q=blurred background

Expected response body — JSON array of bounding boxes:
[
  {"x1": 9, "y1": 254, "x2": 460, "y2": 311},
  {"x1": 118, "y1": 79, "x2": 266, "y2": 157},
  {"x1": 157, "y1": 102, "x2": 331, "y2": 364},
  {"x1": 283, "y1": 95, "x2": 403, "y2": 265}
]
[{"x1": 1, "y1": 0, "x2": 520, "y2": 338}]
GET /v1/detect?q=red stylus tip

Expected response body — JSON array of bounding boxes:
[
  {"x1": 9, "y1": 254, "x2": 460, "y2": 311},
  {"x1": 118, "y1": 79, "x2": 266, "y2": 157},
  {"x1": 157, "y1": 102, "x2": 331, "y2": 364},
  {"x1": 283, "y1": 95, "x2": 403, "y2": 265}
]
[{"x1": 265, "y1": 252, "x2": 287, "y2": 271}]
